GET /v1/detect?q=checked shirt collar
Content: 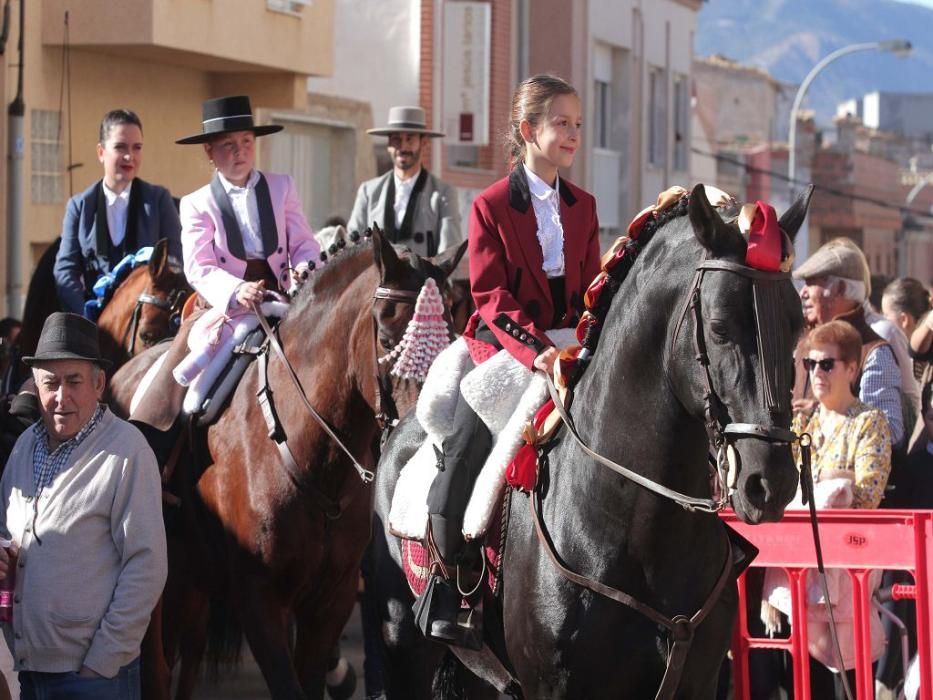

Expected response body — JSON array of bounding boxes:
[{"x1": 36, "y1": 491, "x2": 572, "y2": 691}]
[{"x1": 32, "y1": 404, "x2": 105, "y2": 492}]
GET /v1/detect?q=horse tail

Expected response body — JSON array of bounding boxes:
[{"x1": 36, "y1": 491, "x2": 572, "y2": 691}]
[
  {"x1": 431, "y1": 651, "x2": 473, "y2": 700},
  {"x1": 202, "y1": 564, "x2": 244, "y2": 679}
]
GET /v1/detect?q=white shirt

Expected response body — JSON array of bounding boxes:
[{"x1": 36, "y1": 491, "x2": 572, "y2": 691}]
[
  {"x1": 218, "y1": 169, "x2": 264, "y2": 259},
  {"x1": 393, "y1": 168, "x2": 421, "y2": 229},
  {"x1": 102, "y1": 182, "x2": 131, "y2": 248},
  {"x1": 523, "y1": 163, "x2": 565, "y2": 277}
]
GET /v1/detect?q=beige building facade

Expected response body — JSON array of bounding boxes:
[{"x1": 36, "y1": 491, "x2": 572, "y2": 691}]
[
  {"x1": 1, "y1": 0, "x2": 335, "y2": 313},
  {"x1": 528, "y1": 0, "x2": 701, "y2": 241}
]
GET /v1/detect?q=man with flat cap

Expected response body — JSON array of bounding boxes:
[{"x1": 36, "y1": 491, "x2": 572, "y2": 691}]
[
  {"x1": 348, "y1": 106, "x2": 462, "y2": 257},
  {"x1": 0, "y1": 312, "x2": 166, "y2": 699},
  {"x1": 794, "y1": 238, "x2": 905, "y2": 448}
]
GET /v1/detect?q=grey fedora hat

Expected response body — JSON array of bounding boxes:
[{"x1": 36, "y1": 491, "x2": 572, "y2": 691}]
[
  {"x1": 367, "y1": 106, "x2": 445, "y2": 138},
  {"x1": 22, "y1": 312, "x2": 112, "y2": 369}
]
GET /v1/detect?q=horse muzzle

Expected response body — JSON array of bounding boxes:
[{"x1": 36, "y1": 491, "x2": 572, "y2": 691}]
[{"x1": 722, "y1": 424, "x2": 798, "y2": 524}]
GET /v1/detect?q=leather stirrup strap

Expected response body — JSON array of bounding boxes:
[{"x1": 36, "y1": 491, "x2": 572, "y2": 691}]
[{"x1": 530, "y1": 491, "x2": 734, "y2": 699}]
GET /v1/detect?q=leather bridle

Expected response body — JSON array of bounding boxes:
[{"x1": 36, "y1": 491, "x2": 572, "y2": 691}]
[
  {"x1": 672, "y1": 259, "x2": 798, "y2": 506},
  {"x1": 122, "y1": 286, "x2": 189, "y2": 355},
  {"x1": 372, "y1": 285, "x2": 421, "y2": 434}
]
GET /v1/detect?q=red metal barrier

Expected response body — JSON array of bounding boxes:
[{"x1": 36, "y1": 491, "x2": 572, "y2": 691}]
[{"x1": 721, "y1": 509, "x2": 933, "y2": 700}]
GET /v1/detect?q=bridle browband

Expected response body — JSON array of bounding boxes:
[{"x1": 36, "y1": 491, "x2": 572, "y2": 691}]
[
  {"x1": 122, "y1": 286, "x2": 189, "y2": 355},
  {"x1": 373, "y1": 286, "x2": 421, "y2": 305}
]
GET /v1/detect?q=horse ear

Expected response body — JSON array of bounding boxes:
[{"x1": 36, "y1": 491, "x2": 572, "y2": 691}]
[
  {"x1": 778, "y1": 184, "x2": 814, "y2": 242},
  {"x1": 431, "y1": 240, "x2": 468, "y2": 279},
  {"x1": 689, "y1": 183, "x2": 745, "y2": 257},
  {"x1": 148, "y1": 238, "x2": 169, "y2": 281},
  {"x1": 372, "y1": 225, "x2": 403, "y2": 281}
]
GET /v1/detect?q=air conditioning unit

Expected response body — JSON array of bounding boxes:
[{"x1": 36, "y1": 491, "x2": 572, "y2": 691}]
[{"x1": 267, "y1": 0, "x2": 311, "y2": 17}]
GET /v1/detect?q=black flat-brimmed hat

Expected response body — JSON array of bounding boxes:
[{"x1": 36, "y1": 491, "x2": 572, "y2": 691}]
[
  {"x1": 23, "y1": 312, "x2": 112, "y2": 369},
  {"x1": 367, "y1": 106, "x2": 445, "y2": 137},
  {"x1": 176, "y1": 95, "x2": 283, "y2": 145}
]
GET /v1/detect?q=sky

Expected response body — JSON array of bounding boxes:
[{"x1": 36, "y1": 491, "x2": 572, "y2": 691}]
[{"x1": 895, "y1": 0, "x2": 933, "y2": 7}]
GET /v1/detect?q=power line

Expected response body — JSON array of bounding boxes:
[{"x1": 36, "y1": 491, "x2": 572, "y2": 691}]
[{"x1": 691, "y1": 147, "x2": 933, "y2": 221}]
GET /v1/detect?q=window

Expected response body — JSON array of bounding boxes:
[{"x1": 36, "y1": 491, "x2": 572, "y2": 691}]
[
  {"x1": 31, "y1": 110, "x2": 63, "y2": 204},
  {"x1": 594, "y1": 79, "x2": 611, "y2": 150},
  {"x1": 673, "y1": 75, "x2": 689, "y2": 172},
  {"x1": 648, "y1": 68, "x2": 667, "y2": 167},
  {"x1": 448, "y1": 145, "x2": 481, "y2": 169},
  {"x1": 593, "y1": 43, "x2": 613, "y2": 151}
]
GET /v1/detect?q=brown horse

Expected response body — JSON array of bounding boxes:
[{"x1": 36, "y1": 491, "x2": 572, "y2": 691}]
[
  {"x1": 110, "y1": 229, "x2": 465, "y2": 700},
  {"x1": 7, "y1": 238, "x2": 189, "y2": 390},
  {"x1": 95, "y1": 238, "x2": 191, "y2": 371}
]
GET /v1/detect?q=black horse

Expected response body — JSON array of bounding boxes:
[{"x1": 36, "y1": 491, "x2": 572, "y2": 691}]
[{"x1": 372, "y1": 184, "x2": 814, "y2": 699}]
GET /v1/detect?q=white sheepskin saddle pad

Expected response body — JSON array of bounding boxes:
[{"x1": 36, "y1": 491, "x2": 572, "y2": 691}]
[{"x1": 389, "y1": 329, "x2": 577, "y2": 541}]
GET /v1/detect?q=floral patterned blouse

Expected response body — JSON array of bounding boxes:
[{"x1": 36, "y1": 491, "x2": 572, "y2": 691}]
[{"x1": 792, "y1": 401, "x2": 892, "y2": 509}]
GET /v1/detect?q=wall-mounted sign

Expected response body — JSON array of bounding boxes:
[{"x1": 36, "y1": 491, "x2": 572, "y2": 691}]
[{"x1": 443, "y1": 2, "x2": 491, "y2": 146}]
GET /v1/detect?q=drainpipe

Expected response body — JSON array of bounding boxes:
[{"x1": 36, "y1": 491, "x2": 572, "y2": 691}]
[
  {"x1": 632, "y1": 6, "x2": 644, "y2": 210},
  {"x1": 5, "y1": 0, "x2": 23, "y2": 316}
]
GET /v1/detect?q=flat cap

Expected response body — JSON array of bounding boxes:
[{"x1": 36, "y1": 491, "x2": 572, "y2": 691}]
[{"x1": 793, "y1": 237, "x2": 870, "y2": 290}]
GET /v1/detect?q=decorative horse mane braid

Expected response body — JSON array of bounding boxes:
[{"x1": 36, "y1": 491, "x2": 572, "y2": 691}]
[{"x1": 575, "y1": 194, "x2": 691, "y2": 377}]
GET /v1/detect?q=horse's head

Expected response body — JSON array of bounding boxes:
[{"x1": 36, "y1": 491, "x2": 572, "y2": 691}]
[
  {"x1": 682, "y1": 183, "x2": 812, "y2": 524},
  {"x1": 371, "y1": 225, "x2": 467, "y2": 354},
  {"x1": 98, "y1": 239, "x2": 192, "y2": 360},
  {"x1": 371, "y1": 225, "x2": 467, "y2": 418}
]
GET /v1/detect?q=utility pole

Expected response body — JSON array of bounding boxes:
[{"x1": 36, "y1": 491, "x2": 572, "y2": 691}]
[{"x1": 5, "y1": 0, "x2": 23, "y2": 316}]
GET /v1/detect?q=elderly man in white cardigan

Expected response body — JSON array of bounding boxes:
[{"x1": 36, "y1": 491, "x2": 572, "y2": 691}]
[{"x1": 0, "y1": 312, "x2": 166, "y2": 700}]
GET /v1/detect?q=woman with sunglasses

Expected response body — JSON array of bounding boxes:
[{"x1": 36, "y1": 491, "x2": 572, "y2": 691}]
[
  {"x1": 794, "y1": 319, "x2": 892, "y2": 510},
  {"x1": 776, "y1": 320, "x2": 892, "y2": 697}
]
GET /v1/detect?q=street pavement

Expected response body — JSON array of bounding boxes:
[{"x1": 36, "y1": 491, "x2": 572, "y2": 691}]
[{"x1": 0, "y1": 604, "x2": 369, "y2": 699}]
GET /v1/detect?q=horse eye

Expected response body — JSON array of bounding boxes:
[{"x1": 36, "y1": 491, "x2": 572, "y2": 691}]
[{"x1": 709, "y1": 319, "x2": 730, "y2": 340}]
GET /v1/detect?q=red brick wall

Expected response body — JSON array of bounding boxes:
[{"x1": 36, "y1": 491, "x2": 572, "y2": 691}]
[{"x1": 420, "y1": 0, "x2": 514, "y2": 192}]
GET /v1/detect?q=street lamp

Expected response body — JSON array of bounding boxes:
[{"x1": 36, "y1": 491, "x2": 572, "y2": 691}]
[{"x1": 787, "y1": 39, "x2": 912, "y2": 200}]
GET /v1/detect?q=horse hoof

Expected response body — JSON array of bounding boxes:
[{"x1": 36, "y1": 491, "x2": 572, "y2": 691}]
[{"x1": 325, "y1": 657, "x2": 357, "y2": 700}]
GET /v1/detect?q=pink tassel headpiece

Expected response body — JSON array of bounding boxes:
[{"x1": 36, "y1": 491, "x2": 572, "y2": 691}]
[{"x1": 379, "y1": 278, "x2": 450, "y2": 381}]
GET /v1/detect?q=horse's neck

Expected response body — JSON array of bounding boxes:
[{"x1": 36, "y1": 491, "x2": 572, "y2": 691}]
[
  {"x1": 97, "y1": 267, "x2": 147, "y2": 336},
  {"x1": 281, "y1": 264, "x2": 381, "y2": 415},
  {"x1": 96, "y1": 267, "x2": 149, "y2": 363},
  {"x1": 547, "y1": 232, "x2": 722, "y2": 585}
]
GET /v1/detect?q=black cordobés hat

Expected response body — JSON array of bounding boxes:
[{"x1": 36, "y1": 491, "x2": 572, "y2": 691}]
[{"x1": 176, "y1": 95, "x2": 283, "y2": 145}]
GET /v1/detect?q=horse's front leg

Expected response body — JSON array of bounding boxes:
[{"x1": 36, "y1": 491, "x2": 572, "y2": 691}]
[
  {"x1": 237, "y1": 568, "x2": 306, "y2": 700},
  {"x1": 292, "y1": 552, "x2": 362, "y2": 700}
]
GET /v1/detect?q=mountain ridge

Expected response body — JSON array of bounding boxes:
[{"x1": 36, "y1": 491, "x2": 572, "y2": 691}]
[{"x1": 696, "y1": 0, "x2": 933, "y2": 125}]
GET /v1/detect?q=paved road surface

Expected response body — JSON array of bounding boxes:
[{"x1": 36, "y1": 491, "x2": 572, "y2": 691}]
[{"x1": 0, "y1": 605, "x2": 369, "y2": 699}]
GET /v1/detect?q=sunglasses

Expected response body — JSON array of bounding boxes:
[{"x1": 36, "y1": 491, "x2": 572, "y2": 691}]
[{"x1": 802, "y1": 357, "x2": 840, "y2": 373}]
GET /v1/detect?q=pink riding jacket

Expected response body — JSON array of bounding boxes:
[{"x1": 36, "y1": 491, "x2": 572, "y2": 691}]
[{"x1": 180, "y1": 171, "x2": 320, "y2": 311}]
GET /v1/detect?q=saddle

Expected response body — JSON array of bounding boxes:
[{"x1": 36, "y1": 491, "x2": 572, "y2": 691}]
[{"x1": 195, "y1": 327, "x2": 266, "y2": 427}]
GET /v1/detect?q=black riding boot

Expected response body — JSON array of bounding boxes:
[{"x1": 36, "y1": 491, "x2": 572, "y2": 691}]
[
  {"x1": 414, "y1": 393, "x2": 492, "y2": 650},
  {"x1": 420, "y1": 515, "x2": 483, "y2": 650}
]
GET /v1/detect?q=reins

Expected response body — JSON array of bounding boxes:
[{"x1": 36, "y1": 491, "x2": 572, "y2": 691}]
[
  {"x1": 543, "y1": 373, "x2": 725, "y2": 513},
  {"x1": 248, "y1": 285, "x2": 422, "y2": 507},
  {"x1": 530, "y1": 487, "x2": 734, "y2": 699},
  {"x1": 252, "y1": 303, "x2": 375, "y2": 485}
]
